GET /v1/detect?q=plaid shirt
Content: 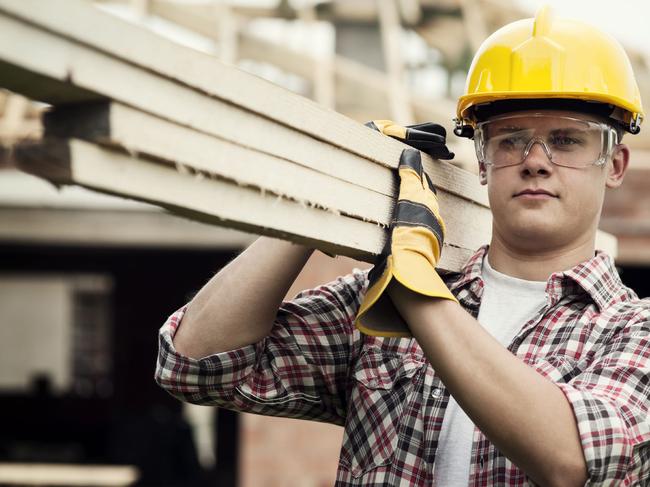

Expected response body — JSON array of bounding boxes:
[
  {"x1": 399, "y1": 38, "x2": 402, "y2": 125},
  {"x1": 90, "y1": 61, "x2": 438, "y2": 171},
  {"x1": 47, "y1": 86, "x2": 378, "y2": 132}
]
[{"x1": 156, "y1": 246, "x2": 650, "y2": 486}]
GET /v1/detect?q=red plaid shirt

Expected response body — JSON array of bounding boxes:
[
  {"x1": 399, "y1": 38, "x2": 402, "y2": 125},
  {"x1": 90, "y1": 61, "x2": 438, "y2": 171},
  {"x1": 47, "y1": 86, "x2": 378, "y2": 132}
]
[{"x1": 156, "y1": 246, "x2": 650, "y2": 486}]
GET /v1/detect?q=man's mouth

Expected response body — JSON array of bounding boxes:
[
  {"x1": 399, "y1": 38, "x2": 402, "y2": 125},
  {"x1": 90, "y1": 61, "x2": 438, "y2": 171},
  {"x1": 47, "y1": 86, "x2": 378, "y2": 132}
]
[{"x1": 513, "y1": 189, "x2": 558, "y2": 199}]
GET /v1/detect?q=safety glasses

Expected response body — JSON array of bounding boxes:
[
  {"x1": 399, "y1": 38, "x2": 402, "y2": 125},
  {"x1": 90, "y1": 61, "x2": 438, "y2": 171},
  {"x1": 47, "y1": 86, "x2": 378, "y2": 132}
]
[{"x1": 474, "y1": 113, "x2": 619, "y2": 168}]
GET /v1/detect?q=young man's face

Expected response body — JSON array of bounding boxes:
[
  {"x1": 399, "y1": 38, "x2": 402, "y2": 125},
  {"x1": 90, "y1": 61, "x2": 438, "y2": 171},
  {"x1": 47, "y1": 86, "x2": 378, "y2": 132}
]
[{"x1": 477, "y1": 109, "x2": 629, "y2": 252}]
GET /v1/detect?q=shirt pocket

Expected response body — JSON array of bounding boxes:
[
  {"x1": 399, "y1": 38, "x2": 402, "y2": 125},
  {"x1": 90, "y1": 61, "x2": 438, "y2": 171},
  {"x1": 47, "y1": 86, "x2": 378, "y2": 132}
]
[{"x1": 340, "y1": 347, "x2": 425, "y2": 478}]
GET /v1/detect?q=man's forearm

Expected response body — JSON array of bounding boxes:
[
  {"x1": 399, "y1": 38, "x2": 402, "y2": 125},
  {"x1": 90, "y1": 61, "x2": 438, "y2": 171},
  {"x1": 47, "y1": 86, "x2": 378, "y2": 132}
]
[
  {"x1": 387, "y1": 283, "x2": 588, "y2": 487},
  {"x1": 173, "y1": 237, "x2": 314, "y2": 359}
]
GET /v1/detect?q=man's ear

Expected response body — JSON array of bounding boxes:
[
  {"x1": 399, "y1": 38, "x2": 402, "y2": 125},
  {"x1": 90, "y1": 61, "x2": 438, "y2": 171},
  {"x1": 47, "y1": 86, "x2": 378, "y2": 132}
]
[
  {"x1": 478, "y1": 161, "x2": 488, "y2": 185},
  {"x1": 606, "y1": 144, "x2": 630, "y2": 189}
]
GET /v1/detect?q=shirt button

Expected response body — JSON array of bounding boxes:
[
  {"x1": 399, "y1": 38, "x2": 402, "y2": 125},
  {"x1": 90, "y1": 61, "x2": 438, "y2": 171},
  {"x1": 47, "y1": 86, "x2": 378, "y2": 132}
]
[
  {"x1": 431, "y1": 387, "x2": 442, "y2": 398},
  {"x1": 367, "y1": 379, "x2": 377, "y2": 388}
]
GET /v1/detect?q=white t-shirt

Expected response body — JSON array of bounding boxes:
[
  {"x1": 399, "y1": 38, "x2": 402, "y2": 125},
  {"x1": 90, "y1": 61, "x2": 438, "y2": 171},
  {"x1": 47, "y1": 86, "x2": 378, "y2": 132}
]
[{"x1": 432, "y1": 255, "x2": 547, "y2": 486}]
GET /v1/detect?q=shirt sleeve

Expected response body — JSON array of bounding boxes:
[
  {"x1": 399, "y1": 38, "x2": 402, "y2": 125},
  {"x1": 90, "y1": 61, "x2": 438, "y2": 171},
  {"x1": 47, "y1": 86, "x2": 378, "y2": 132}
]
[
  {"x1": 155, "y1": 268, "x2": 369, "y2": 426},
  {"x1": 554, "y1": 304, "x2": 650, "y2": 485}
]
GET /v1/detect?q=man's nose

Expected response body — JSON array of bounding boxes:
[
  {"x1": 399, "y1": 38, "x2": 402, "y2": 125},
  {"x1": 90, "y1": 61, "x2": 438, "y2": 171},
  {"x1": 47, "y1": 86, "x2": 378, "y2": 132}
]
[{"x1": 520, "y1": 140, "x2": 554, "y2": 175}]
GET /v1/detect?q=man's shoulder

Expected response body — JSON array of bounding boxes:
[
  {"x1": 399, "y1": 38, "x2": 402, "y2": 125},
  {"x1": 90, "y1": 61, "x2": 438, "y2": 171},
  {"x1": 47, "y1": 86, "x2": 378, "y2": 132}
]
[
  {"x1": 596, "y1": 296, "x2": 650, "y2": 334},
  {"x1": 613, "y1": 297, "x2": 650, "y2": 318}
]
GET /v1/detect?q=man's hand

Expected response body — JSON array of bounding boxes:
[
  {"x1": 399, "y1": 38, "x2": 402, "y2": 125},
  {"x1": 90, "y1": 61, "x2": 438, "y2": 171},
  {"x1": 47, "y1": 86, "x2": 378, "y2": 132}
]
[
  {"x1": 354, "y1": 148, "x2": 457, "y2": 337},
  {"x1": 365, "y1": 120, "x2": 455, "y2": 160}
]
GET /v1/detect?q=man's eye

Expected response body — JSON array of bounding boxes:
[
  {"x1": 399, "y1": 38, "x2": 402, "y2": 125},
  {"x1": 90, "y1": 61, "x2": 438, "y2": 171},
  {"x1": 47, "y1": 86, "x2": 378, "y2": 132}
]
[
  {"x1": 550, "y1": 135, "x2": 580, "y2": 147},
  {"x1": 498, "y1": 135, "x2": 526, "y2": 148}
]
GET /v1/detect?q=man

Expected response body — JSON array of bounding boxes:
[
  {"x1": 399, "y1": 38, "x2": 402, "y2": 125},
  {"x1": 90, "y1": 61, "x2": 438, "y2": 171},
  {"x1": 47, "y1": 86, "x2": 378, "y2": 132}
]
[{"x1": 156, "y1": 6, "x2": 649, "y2": 486}]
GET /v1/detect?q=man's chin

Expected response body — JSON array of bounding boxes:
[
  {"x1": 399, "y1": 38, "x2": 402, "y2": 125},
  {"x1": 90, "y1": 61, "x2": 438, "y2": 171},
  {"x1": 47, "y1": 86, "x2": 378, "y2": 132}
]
[{"x1": 504, "y1": 221, "x2": 565, "y2": 248}]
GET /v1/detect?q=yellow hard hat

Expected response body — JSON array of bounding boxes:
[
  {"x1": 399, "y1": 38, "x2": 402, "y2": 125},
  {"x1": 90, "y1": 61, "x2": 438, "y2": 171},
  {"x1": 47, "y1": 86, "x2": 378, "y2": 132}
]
[{"x1": 455, "y1": 6, "x2": 644, "y2": 136}]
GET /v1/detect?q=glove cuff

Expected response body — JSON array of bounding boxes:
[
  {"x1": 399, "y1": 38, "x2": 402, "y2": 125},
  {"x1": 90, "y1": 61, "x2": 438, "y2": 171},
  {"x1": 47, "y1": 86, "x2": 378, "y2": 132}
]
[{"x1": 355, "y1": 256, "x2": 458, "y2": 338}]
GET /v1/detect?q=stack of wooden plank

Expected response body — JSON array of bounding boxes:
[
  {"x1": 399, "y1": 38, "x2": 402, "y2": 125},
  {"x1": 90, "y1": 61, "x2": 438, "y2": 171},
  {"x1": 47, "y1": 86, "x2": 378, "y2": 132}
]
[{"x1": 0, "y1": 0, "x2": 616, "y2": 268}]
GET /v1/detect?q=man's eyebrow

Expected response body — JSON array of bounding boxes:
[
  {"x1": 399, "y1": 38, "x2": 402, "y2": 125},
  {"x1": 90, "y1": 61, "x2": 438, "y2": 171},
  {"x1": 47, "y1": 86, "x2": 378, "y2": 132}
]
[
  {"x1": 549, "y1": 127, "x2": 588, "y2": 134},
  {"x1": 494, "y1": 125, "x2": 527, "y2": 133}
]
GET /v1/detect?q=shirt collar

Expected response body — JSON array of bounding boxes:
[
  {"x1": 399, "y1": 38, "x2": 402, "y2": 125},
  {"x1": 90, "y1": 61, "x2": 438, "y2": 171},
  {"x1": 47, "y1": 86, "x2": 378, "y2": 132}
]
[
  {"x1": 447, "y1": 245, "x2": 633, "y2": 312},
  {"x1": 453, "y1": 245, "x2": 488, "y2": 289},
  {"x1": 547, "y1": 251, "x2": 635, "y2": 311},
  {"x1": 444, "y1": 245, "x2": 489, "y2": 309}
]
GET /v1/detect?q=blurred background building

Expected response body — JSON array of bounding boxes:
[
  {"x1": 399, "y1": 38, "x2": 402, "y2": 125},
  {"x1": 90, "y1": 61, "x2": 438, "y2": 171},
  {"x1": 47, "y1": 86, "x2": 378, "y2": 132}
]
[{"x1": 0, "y1": 0, "x2": 648, "y2": 486}]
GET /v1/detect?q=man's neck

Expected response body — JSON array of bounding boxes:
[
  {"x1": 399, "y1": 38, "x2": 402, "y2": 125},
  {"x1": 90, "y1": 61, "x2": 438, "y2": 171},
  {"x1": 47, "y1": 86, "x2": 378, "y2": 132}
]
[{"x1": 487, "y1": 233, "x2": 596, "y2": 282}]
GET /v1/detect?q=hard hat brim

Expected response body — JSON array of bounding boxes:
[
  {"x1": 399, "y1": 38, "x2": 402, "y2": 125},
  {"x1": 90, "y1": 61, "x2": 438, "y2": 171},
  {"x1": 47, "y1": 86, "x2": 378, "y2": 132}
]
[{"x1": 458, "y1": 91, "x2": 643, "y2": 129}]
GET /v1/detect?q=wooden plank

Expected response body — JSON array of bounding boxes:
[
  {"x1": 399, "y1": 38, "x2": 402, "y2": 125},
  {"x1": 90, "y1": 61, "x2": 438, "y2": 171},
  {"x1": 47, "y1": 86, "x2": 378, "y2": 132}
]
[
  {"x1": 0, "y1": 0, "x2": 397, "y2": 162},
  {"x1": 8, "y1": 137, "x2": 478, "y2": 269},
  {"x1": 0, "y1": 14, "x2": 392, "y2": 194},
  {"x1": 0, "y1": 11, "x2": 493, "y2": 269},
  {"x1": 0, "y1": 0, "x2": 480, "y2": 190},
  {"x1": 11, "y1": 138, "x2": 385, "y2": 259},
  {"x1": 0, "y1": 9, "x2": 488, "y2": 209},
  {"x1": 42, "y1": 102, "x2": 493, "y2": 257},
  {"x1": 43, "y1": 102, "x2": 394, "y2": 226}
]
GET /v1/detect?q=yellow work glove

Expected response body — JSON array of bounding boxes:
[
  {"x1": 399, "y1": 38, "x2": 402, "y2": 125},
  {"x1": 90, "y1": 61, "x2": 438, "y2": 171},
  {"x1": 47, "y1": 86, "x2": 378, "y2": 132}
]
[
  {"x1": 355, "y1": 136, "x2": 458, "y2": 337},
  {"x1": 365, "y1": 120, "x2": 455, "y2": 160}
]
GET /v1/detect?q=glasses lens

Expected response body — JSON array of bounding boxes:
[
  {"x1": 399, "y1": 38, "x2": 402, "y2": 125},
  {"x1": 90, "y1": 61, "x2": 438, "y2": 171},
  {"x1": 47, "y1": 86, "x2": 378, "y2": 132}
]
[
  {"x1": 483, "y1": 127, "x2": 535, "y2": 167},
  {"x1": 477, "y1": 115, "x2": 610, "y2": 168}
]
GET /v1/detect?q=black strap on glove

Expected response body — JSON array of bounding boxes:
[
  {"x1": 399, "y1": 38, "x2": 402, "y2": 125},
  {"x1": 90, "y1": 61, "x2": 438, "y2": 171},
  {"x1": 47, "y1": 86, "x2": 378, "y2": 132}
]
[{"x1": 365, "y1": 120, "x2": 455, "y2": 160}]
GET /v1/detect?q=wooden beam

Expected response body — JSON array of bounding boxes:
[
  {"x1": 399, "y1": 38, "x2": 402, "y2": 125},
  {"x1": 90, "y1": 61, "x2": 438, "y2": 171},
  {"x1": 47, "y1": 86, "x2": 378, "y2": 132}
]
[
  {"x1": 0, "y1": 5, "x2": 496, "y2": 270},
  {"x1": 43, "y1": 102, "x2": 394, "y2": 226},
  {"x1": 9, "y1": 137, "x2": 483, "y2": 269},
  {"x1": 0, "y1": 5, "x2": 481, "y2": 204},
  {"x1": 42, "y1": 101, "x2": 494, "y2": 256},
  {"x1": 0, "y1": 0, "x2": 478, "y2": 170},
  {"x1": 0, "y1": 0, "x2": 396, "y2": 165}
]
